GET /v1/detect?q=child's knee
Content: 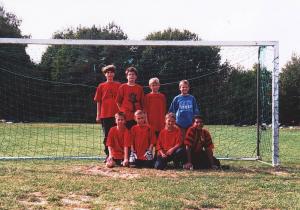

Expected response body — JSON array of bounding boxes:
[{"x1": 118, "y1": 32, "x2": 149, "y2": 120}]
[{"x1": 154, "y1": 160, "x2": 165, "y2": 170}]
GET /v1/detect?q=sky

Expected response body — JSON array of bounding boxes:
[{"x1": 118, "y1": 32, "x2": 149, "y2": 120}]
[{"x1": 1, "y1": 0, "x2": 300, "y2": 68}]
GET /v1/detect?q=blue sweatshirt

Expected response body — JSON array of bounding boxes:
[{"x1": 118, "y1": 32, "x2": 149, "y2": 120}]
[{"x1": 169, "y1": 94, "x2": 200, "y2": 128}]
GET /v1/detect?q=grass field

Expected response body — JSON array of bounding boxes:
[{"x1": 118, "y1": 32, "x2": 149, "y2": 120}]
[
  {"x1": 0, "y1": 123, "x2": 299, "y2": 209},
  {"x1": 0, "y1": 123, "x2": 273, "y2": 160}
]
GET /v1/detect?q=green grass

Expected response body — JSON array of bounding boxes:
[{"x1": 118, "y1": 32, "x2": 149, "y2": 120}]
[
  {"x1": 0, "y1": 123, "x2": 101, "y2": 157},
  {"x1": 0, "y1": 123, "x2": 299, "y2": 209},
  {"x1": 0, "y1": 160, "x2": 299, "y2": 209},
  {"x1": 0, "y1": 123, "x2": 274, "y2": 160}
]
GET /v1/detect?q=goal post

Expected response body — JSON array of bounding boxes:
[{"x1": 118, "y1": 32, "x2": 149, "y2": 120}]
[{"x1": 0, "y1": 38, "x2": 279, "y2": 166}]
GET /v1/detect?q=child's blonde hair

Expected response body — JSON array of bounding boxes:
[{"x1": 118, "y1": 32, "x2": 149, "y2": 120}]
[
  {"x1": 134, "y1": 110, "x2": 148, "y2": 124},
  {"x1": 102, "y1": 64, "x2": 116, "y2": 74},
  {"x1": 149, "y1": 77, "x2": 160, "y2": 85},
  {"x1": 134, "y1": 110, "x2": 145, "y2": 116},
  {"x1": 179, "y1": 80, "x2": 190, "y2": 88}
]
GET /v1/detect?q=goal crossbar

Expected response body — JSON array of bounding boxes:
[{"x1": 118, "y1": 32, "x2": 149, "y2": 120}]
[{"x1": 0, "y1": 38, "x2": 278, "y2": 47}]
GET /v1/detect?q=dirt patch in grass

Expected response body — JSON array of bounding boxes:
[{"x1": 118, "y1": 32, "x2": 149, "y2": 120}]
[
  {"x1": 75, "y1": 165, "x2": 141, "y2": 179},
  {"x1": 60, "y1": 193, "x2": 92, "y2": 209},
  {"x1": 71, "y1": 163, "x2": 297, "y2": 181},
  {"x1": 18, "y1": 191, "x2": 48, "y2": 208}
]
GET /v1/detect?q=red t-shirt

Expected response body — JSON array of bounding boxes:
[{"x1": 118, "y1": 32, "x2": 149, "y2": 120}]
[
  {"x1": 156, "y1": 127, "x2": 181, "y2": 154},
  {"x1": 131, "y1": 124, "x2": 156, "y2": 160},
  {"x1": 94, "y1": 81, "x2": 121, "y2": 118},
  {"x1": 184, "y1": 126, "x2": 214, "y2": 153},
  {"x1": 116, "y1": 83, "x2": 144, "y2": 121},
  {"x1": 144, "y1": 92, "x2": 166, "y2": 132},
  {"x1": 106, "y1": 126, "x2": 131, "y2": 159}
]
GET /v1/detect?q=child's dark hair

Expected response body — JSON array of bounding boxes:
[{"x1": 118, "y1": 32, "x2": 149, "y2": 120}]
[
  {"x1": 165, "y1": 112, "x2": 176, "y2": 120},
  {"x1": 193, "y1": 115, "x2": 203, "y2": 122},
  {"x1": 115, "y1": 112, "x2": 126, "y2": 119},
  {"x1": 125, "y1": 67, "x2": 138, "y2": 76}
]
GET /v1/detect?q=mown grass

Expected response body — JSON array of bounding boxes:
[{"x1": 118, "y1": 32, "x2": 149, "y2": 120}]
[
  {"x1": 0, "y1": 160, "x2": 299, "y2": 209},
  {"x1": 0, "y1": 124, "x2": 299, "y2": 209},
  {"x1": 0, "y1": 123, "x2": 273, "y2": 159}
]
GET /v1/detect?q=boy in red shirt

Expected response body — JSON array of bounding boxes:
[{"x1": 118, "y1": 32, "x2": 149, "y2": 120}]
[
  {"x1": 94, "y1": 65, "x2": 121, "y2": 160},
  {"x1": 144, "y1": 77, "x2": 166, "y2": 137},
  {"x1": 154, "y1": 113, "x2": 185, "y2": 170},
  {"x1": 106, "y1": 112, "x2": 131, "y2": 168},
  {"x1": 116, "y1": 67, "x2": 144, "y2": 129},
  {"x1": 130, "y1": 110, "x2": 156, "y2": 168},
  {"x1": 183, "y1": 116, "x2": 220, "y2": 170}
]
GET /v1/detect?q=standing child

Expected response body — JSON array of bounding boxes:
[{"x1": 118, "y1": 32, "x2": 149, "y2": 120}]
[
  {"x1": 144, "y1": 77, "x2": 166, "y2": 137},
  {"x1": 106, "y1": 112, "x2": 131, "y2": 168},
  {"x1": 116, "y1": 67, "x2": 144, "y2": 129},
  {"x1": 154, "y1": 113, "x2": 185, "y2": 170},
  {"x1": 130, "y1": 110, "x2": 156, "y2": 168},
  {"x1": 94, "y1": 65, "x2": 121, "y2": 161},
  {"x1": 169, "y1": 80, "x2": 200, "y2": 141}
]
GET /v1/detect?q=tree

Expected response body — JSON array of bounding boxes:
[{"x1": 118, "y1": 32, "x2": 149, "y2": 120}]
[
  {"x1": 280, "y1": 54, "x2": 300, "y2": 124},
  {"x1": 0, "y1": 6, "x2": 36, "y2": 122},
  {"x1": 138, "y1": 28, "x2": 220, "y2": 84},
  {"x1": 39, "y1": 22, "x2": 129, "y2": 83},
  {"x1": 136, "y1": 28, "x2": 224, "y2": 120},
  {"x1": 0, "y1": 6, "x2": 33, "y2": 74},
  {"x1": 38, "y1": 23, "x2": 131, "y2": 122}
]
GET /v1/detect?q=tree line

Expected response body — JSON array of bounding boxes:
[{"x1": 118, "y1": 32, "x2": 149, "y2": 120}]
[{"x1": 0, "y1": 6, "x2": 299, "y2": 125}]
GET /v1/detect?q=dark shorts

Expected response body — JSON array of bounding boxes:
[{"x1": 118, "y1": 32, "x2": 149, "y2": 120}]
[{"x1": 192, "y1": 151, "x2": 220, "y2": 169}]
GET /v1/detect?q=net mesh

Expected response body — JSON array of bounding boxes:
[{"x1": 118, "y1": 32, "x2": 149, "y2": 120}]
[{"x1": 0, "y1": 41, "x2": 274, "y2": 161}]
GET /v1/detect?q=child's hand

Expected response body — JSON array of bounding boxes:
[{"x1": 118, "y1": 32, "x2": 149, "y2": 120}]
[
  {"x1": 106, "y1": 157, "x2": 115, "y2": 168},
  {"x1": 166, "y1": 148, "x2": 174, "y2": 156},
  {"x1": 96, "y1": 118, "x2": 102, "y2": 124},
  {"x1": 161, "y1": 152, "x2": 167, "y2": 158},
  {"x1": 122, "y1": 159, "x2": 129, "y2": 167}
]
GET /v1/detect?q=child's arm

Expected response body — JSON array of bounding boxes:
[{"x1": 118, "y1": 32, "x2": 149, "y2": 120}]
[
  {"x1": 116, "y1": 85, "x2": 123, "y2": 111},
  {"x1": 130, "y1": 145, "x2": 135, "y2": 153},
  {"x1": 166, "y1": 143, "x2": 180, "y2": 156},
  {"x1": 168, "y1": 97, "x2": 178, "y2": 113},
  {"x1": 148, "y1": 144, "x2": 153, "y2": 151},
  {"x1": 94, "y1": 85, "x2": 102, "y2": 122},
  {"x1": 96, "y1": 102, "x2": 101, "y2": 123},
  {"x1": 166, "y1": 129, "x2": 181, "y2": 155},
  {"x1": 107, "y1": 146, "x2": 113, "y2": 160},
  {"x1": 140, "y1": 87, "x2": 145, "y2": 109},
  {"x1": 123, "y1": 147, "x2": 129, "y2": 166},
  {"x1": 159, "y1": 149, "x2": 167, "y2": 158},
  {"x1": 183, "y1": 145, "x2": 193, "y2": 170}
]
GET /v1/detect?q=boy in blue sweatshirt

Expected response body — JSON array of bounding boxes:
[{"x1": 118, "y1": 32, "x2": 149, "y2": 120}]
[{"x1": 169, "y1": 80, "x2": 200, "y2": 142}]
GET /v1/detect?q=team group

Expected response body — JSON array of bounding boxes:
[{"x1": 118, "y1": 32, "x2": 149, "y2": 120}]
[{"x1": 94, "y1": 65, "x2": 220, "y2": 170}]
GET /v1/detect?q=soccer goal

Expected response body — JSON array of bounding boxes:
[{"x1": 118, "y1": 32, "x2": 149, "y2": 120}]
[{"x1": 0, "y1": 38, "x2": 279, "y2": 166}]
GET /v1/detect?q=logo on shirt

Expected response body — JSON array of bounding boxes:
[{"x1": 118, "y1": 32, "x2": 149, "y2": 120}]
[
  {"x1": 129, "y1": 93, "x2": 137, "y2": 112},
  {"x1": 179, "y1": 100, "x2": 193, "y2": 111}
]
